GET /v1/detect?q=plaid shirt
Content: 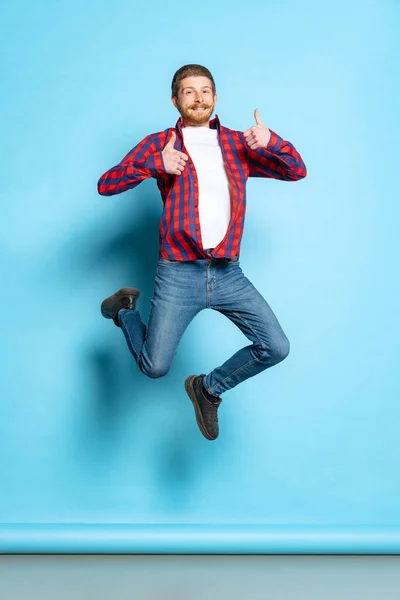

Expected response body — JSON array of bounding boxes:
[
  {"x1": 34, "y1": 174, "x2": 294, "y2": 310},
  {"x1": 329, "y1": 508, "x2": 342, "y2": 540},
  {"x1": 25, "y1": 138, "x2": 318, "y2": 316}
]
[{"x1": 98, "y1": 114, "x2": 307, "y2": 260}]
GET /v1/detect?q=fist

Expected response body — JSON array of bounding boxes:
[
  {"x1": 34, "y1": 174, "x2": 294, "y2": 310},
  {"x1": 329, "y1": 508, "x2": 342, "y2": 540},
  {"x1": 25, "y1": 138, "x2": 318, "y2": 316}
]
[
  {"x1": 162, "y1": 131, "x2": 188, "y2": 176},
  {"x1": 243, "y1": 109, "x2": 271, "y2": 149}
]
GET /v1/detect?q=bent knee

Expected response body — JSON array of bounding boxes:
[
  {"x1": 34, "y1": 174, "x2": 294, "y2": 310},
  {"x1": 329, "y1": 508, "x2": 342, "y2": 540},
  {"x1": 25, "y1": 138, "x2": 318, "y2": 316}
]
[
  {"x1": 258, "y1": 335, "x2": 290, "y2": 365},
  {"x1": 272, "y1": 336, "x2": 290, "y2": 364},
  {"x1": 139, "y1": 361, "x2": 170, "y2": 379}
]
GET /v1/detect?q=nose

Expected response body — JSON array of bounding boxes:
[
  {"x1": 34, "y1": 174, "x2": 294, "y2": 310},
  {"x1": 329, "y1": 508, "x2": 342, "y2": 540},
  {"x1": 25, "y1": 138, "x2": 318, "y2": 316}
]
[{"x1": 194, "y1": 92, "x2": 203, "y2": 103}]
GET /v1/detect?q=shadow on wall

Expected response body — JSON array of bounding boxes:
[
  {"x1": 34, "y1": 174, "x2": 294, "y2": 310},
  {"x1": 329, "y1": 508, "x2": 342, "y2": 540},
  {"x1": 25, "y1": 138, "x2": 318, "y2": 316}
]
[{"x1": 56, "y1": 184, "x2": 228, "y2": 513}]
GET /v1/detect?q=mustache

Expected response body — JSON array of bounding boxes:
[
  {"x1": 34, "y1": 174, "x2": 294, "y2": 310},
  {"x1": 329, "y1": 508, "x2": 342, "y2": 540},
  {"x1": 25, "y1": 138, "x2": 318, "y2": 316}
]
[{"x1": 188, "y1": 104, "x2": 212, "y2": 110}]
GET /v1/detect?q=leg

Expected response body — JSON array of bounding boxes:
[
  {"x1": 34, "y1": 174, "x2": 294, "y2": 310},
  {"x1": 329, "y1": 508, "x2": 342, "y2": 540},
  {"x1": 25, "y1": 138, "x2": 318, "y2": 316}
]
[
  {"x1": 205, "y1": 262, "x2": 290, "y2": 396},
  {"x1": 118, "y1": 260, "x2": 203, "y2": 378}
]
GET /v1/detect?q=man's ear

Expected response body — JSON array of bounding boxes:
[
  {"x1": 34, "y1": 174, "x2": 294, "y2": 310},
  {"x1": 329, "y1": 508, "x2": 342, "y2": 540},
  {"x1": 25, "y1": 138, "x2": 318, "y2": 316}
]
[
  {"x1": 213, "y1": 93, "x2": 218, "y2": 107},
  {"x1": 171, "y1": 96, "x2": 177, "y2": 108}
]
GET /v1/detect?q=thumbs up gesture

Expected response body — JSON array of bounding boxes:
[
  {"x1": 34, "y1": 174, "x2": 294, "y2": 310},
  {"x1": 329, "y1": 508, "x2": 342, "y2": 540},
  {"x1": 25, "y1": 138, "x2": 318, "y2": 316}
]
[
  {"x1": 244, "y1": 109, "x2": 271, "y2": 150},
  {"x1": 161, "y1": 131, "x2": 189, "y2": 176}
]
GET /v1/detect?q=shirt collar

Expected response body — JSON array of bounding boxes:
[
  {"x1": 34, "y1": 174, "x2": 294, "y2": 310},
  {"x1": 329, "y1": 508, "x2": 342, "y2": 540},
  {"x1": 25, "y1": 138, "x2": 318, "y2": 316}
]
[{"x1": 175, "y1": 114, "x2": 220, "y2": 134}]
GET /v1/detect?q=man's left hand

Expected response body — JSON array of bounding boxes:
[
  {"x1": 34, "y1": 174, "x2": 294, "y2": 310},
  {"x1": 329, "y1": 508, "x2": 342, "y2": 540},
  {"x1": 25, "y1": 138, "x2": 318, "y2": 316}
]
[{"x1": 243, "y1": 109, "x2": 271, "y2": 149}]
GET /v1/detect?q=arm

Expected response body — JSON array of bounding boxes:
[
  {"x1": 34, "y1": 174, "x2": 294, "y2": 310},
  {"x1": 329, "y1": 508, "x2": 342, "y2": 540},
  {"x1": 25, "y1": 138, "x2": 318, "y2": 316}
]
[
  {"x1": 243, "y1": 109, "x2": 307, "y2": 181},
  {"x1": 97, "y1": 134, "x2": 165, "y2": 196},
  {"x1": 245, "y1": 128, "x2": 307, "y2": 181}
]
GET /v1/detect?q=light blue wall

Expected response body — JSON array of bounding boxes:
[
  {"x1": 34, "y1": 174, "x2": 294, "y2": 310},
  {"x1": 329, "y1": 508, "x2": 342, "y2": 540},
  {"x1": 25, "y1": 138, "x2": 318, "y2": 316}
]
[{"x1": 1, "y1": 0, "x2": 399, "y2": 548}]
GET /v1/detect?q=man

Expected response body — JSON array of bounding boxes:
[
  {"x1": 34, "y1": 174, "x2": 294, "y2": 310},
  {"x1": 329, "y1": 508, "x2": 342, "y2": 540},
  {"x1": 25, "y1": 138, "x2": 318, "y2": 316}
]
[{"x1": 98, "y1": 64, "x2": 307, "y2": 441}]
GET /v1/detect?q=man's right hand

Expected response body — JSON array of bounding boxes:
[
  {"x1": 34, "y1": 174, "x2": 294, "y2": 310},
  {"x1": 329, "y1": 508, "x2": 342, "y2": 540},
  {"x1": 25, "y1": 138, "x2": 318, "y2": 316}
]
[{"x1": 161, "y1": 131, "x2": 189, "y2": 176}]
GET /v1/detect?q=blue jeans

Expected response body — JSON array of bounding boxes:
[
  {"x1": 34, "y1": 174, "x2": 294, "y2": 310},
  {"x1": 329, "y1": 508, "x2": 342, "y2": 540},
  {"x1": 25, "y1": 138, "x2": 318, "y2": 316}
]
[{"x1": 118, "y1": 257, "x2": 290, "y2": 397}]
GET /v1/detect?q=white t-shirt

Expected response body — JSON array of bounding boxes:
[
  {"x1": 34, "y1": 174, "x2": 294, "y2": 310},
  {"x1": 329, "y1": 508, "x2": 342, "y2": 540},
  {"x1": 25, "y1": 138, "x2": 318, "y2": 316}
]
[{"x1": 182, "y1": 126, "x2": 231, "y2": 249}]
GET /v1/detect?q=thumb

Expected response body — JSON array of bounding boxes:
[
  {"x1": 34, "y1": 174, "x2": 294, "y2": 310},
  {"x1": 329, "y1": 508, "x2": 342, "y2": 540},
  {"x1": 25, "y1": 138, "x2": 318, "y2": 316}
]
[
  {"x1": 165, "y1": 130, "x2": 176, "y2": 148},
  {"x1": 254, "y1": 108, "x2": 264, "y2": 126}
]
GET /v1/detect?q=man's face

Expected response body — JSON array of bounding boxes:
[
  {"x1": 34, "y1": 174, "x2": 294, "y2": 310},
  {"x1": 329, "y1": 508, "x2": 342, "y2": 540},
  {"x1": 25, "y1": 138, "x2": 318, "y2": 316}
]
[{"x1": 172, "y1": 76, "x2": 217, "y2": 127}]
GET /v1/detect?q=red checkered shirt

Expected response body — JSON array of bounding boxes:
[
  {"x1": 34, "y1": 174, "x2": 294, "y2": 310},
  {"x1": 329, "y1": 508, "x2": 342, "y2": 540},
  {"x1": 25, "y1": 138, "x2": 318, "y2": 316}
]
[{"x1": 98, "y1": 114, "x2": 307, "y2": 260}]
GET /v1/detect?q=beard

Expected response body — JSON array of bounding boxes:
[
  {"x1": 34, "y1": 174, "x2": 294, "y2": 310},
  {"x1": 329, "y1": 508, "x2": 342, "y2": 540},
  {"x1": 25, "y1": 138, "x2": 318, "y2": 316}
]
[{"x1": 177, "y1": 101, "x2": 215, "y2": 126}]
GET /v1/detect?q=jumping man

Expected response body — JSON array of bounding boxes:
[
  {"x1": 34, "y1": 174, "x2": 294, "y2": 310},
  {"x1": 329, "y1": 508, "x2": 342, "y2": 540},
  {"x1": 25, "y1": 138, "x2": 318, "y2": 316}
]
[{"x1": 98, "y1": 64, "x2": 307, "y2": 441}]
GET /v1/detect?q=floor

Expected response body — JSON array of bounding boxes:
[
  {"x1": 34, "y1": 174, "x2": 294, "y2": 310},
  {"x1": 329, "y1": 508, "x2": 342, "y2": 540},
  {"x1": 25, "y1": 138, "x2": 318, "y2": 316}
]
[{"x1": 1, "y1": 555, "x2": 400, "y2": 599}]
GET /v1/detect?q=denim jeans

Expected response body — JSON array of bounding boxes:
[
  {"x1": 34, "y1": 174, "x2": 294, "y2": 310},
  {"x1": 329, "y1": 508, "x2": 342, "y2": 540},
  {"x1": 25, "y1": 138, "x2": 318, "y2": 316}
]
[{"x1": 118, "y1": 257, "x2": 290, "y2": 397}]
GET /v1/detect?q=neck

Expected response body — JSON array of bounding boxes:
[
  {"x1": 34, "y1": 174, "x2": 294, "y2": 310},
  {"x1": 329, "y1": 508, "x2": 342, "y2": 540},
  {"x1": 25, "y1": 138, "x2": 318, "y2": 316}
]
[{"x1": 182, "y1": 119, "x2": 210, "y2": 128}]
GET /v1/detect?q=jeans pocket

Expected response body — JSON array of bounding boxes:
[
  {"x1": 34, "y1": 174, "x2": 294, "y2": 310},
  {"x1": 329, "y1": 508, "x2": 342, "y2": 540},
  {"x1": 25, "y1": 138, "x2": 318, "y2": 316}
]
[{"x1": 158, "y1": 258, "x2": 178, "y2": 267}]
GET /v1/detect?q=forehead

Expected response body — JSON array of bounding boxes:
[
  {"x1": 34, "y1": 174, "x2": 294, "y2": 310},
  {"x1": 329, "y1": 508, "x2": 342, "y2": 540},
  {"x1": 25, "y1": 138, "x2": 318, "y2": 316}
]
[{"x1": 179, "y1": 76, "x2": 214, "y2": 91}]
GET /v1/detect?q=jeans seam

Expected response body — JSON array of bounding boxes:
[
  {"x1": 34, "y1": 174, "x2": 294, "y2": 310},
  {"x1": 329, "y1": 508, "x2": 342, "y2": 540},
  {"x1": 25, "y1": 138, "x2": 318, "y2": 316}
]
[
  {"x1": 120, "y1": 313, "x2": 140, "y2": 361},
  {"x1": 206, "y1": 309, "x2": 268, "y2": 394},
  {"x1": 208, "y1": 355, "x2": 262, "y2": 395},
  {"x1": 232, "y1": 310, "x2": 267, "y2": 351}
]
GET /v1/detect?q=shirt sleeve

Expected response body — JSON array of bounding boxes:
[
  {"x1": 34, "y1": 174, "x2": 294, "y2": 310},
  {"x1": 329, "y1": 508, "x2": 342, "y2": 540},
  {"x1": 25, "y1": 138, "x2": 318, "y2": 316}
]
[
  {"x1": 245, "y1": 129, "x2": 307, "y2": 181},
  {"x1": 97, "y1": 134, "x2": 165, "y2": 196}
]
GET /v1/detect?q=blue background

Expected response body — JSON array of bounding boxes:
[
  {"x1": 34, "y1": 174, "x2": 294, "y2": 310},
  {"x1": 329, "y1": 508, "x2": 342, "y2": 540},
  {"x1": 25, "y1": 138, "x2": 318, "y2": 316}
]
[{"x1": 1, "y1": 0, "x2": 399, "y2": 546}]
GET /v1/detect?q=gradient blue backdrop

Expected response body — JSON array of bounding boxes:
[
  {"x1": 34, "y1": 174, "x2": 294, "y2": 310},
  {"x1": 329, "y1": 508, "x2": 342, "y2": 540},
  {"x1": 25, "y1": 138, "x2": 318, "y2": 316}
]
[{"x1": 1, "y1": 0, "x2": 399, "y2": 547}]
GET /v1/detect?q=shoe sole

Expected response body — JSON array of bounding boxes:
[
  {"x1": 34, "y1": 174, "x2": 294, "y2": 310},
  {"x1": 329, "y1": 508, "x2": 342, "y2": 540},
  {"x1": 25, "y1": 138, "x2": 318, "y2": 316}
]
[{"x1": 184, "y1": 375, "x2": 216, "y2": 441}]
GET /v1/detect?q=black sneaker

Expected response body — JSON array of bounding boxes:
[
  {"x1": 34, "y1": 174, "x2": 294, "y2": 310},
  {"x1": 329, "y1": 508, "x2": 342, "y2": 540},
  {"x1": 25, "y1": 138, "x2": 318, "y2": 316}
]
[
  {"x1": 101, "y1": 287, "x2": 140, "y2": 327},
  {"x1": 184, "y1": 374, "x2": 222, "y2": 440}
]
